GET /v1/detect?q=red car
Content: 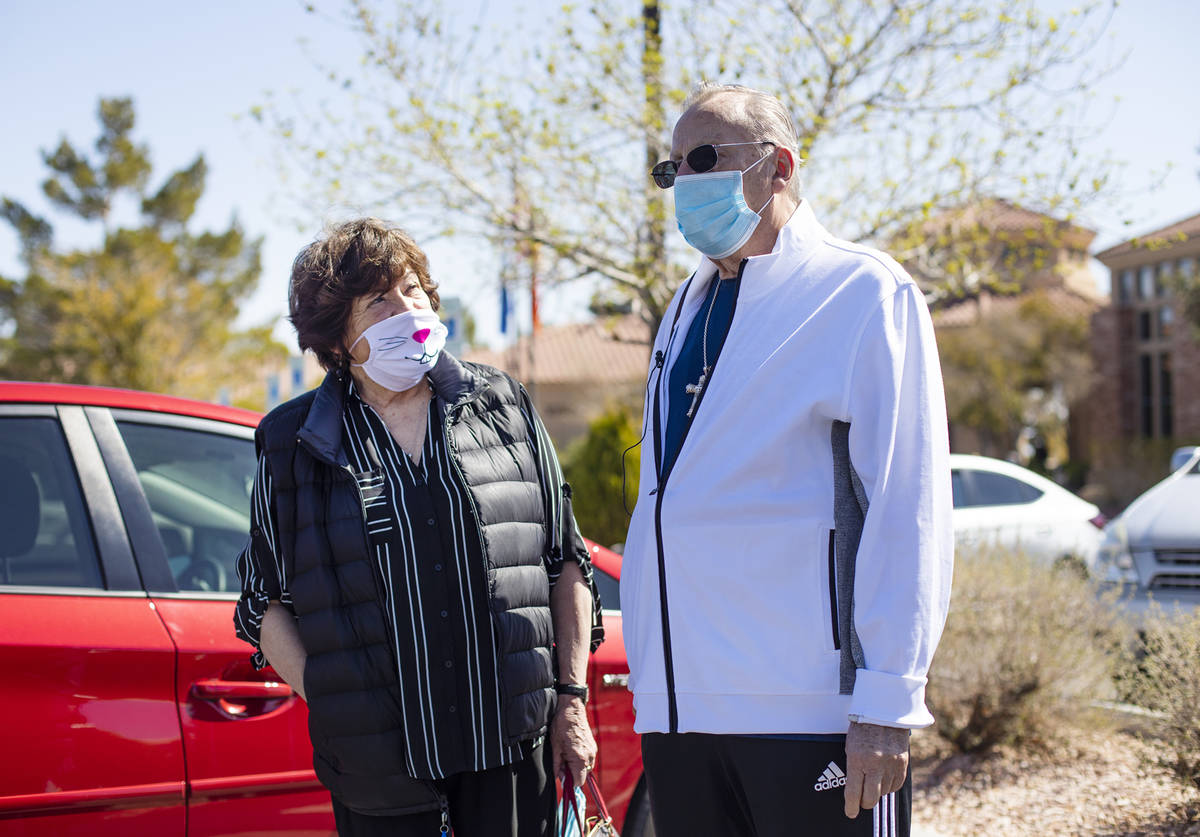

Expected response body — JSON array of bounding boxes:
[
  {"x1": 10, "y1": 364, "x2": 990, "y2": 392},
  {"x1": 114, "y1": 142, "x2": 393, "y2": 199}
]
[{"x1": 0, "y1": 382, "x2": 652, "y2": 836}]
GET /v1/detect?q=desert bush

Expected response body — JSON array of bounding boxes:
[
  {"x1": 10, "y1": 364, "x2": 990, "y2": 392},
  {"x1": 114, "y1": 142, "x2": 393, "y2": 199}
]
[
  {"x1": 1122, "y1": 605, "x2": 1200, "y2": 792},
  {"x1": 926, "y1": 546, "x2": 1125, "y2": 754}
]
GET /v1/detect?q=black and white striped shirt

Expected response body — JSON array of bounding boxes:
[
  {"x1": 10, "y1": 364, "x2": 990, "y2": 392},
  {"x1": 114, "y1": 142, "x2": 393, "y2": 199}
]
[{"x1": 235, "y1": 380, "x2": 596, "y2": 780}]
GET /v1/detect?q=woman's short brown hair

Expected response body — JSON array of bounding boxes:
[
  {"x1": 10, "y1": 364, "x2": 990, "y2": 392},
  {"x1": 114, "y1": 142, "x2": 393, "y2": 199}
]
[{"x1": 289, "y1": 218, "x2": 441, "y2": 371}]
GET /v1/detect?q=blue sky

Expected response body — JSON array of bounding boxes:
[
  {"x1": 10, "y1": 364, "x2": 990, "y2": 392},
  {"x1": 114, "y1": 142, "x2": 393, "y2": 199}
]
[{"x1": 2, "y1": 0, "x2": 1198, "y2": 351}]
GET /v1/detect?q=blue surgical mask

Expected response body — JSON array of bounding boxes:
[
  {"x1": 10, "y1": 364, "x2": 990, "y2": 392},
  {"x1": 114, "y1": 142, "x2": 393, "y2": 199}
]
[{"x1": 673, "y1": 151, "x2": 774, "y2": 259}]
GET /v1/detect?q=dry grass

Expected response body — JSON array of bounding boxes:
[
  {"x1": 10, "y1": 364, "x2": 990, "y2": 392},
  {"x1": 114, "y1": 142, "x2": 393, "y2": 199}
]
[
  {"x1": 1120, "y1": 605, "x2": 1200, "y2": 794},
  {"x1": 926, "y1": 546, "x2": 1126, "y2": 754}
]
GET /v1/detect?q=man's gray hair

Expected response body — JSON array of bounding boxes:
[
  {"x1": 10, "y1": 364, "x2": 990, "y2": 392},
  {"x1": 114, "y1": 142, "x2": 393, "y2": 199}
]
[{"x1": 683, "y1": 82, "x2": 803, "y2": 200}]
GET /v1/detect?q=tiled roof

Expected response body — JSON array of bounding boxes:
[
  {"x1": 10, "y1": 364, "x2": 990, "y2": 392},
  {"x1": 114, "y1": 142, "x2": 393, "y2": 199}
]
[
  {"x1": 1094, "y1": 211, "x2": 1200, "y2": 260},
  {"x1": 463, "y1": 315, "x2": 651, "y2": 384},
  {"x1": 925, "y1": 198, "x2": 1096, "y2": 245},
  {"x1": 932, "y1": 286, "x2": 1099, "y2": 328}
]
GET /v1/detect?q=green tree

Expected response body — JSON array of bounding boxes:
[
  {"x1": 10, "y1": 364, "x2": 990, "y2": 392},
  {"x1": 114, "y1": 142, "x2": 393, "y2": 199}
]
[
  {"x1": 936, "y1": 289, "x2": 1093, "y2": 464},
  {"x1": 0, "y1": 98, "x2": 285, "y2": 397},
  {"x1": 896, "y1": 199, "x2": 1097, "y2": 305},
  {"x1": 259, "y1": 0, "x2": 1117, "y2": 330},
  {"x1": 562, "y1": 407, "x2": 641, "y2": 548}
]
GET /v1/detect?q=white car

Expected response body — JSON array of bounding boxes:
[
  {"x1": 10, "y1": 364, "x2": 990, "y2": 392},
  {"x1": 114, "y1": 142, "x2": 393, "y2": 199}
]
[
  {"x1": 950, "y1": 454, "x2": 1106, "y2": 573},
  {"x1": 1097, "y1": 447, "x2": 1200, "y2": 590}
]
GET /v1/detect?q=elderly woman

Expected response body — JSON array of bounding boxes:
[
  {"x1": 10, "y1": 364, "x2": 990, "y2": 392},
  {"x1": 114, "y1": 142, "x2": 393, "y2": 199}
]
[{"x1": 234, "y1": 218, "x2": 602, "y2": 837}]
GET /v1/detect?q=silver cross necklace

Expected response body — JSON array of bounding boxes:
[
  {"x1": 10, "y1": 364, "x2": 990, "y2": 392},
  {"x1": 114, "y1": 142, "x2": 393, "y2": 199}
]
[{"x1": 685, "y1": 279, "x2": 725, "y2": 418}]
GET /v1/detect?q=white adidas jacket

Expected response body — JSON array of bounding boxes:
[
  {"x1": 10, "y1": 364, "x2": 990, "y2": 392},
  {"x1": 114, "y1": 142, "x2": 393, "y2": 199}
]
[{"x1": 622, "y1": 202, "x2": 953, "y2": 735}]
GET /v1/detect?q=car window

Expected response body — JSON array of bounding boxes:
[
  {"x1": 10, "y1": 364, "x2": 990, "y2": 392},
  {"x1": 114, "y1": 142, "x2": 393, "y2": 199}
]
[
  {"x1": 0, "y1": 417, "x2": 103, "y2": 589},
  {"x1": 116, "y1": 421, "x2": 256, "y2": 594},
  {"x1": 968, "y1": 470, "x2": 1044, "y2": 506},
  {"x1": 595, "y1": 565, "x2": 620, "y2": 612},
  {"x1": 951, "y1": 470, "x2": 968, "y2": 508}
]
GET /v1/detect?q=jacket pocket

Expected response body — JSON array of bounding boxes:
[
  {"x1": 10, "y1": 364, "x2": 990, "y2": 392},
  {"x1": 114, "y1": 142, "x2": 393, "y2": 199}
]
[{"x1": 826, "y1": 529, "x2": 841, "y2": 652}]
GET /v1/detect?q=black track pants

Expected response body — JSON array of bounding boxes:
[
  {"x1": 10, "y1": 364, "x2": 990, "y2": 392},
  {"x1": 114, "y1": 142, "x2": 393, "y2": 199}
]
[
  {"x1": 331, "y1": 738, "x2": 556, "y2": 837},
  {"x1": 641, "y1": 732, "x2": 911, "y2": 837}
]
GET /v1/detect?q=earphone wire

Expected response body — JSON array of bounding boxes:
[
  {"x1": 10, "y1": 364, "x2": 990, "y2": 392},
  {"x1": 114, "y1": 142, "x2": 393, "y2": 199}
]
[
  {"x1": 621, "y1": 349, "x2": 663, "y2": 517},
  {"x1": 619, "y1": 274, "x2": 694, "y2": 518}
]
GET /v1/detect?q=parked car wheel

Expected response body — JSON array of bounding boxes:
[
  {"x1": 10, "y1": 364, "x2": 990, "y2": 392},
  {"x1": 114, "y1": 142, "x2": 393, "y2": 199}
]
[{"x1": 1054, "y1": 553, "x2": 1091, "y2": 579}]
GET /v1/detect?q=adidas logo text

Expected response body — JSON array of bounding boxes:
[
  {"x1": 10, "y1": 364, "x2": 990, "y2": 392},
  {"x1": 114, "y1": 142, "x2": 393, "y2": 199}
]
[{"x1": 813, "y1": 761, "x2": 847, "y2": 791}]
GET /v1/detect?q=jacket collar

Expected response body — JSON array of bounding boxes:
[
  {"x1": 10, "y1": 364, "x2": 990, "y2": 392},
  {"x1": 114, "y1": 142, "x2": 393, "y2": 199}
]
[
  {"x1": 296, "y1": 352, "x2": 488, "y2": 466},
  {"x1": 684, "y1": 200, "x2": 827, "y2": 306},
  {"x1": 427, "y1": 351, "x2": 489, "y2": 415},
  {"x1": 297, "y1": 369, "x2": 350, "y2": 467}
]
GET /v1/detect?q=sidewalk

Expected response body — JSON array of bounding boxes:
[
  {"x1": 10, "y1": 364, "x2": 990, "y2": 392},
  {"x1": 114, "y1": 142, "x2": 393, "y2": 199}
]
[{"x1": 912, "y1": 827, "x2": 952, "y2": 837}]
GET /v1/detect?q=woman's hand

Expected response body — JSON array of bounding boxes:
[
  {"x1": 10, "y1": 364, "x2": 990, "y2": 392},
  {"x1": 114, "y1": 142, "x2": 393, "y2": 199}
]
[
  {"x1": 548, "y1": 559, "x2": 596, "y2": 784},
  {"x1": 260, "y1": 601, "x2": 308, "y2": 701},
  {"x1": 551, "y1": 694, "x2": 597, "y2": 787}
]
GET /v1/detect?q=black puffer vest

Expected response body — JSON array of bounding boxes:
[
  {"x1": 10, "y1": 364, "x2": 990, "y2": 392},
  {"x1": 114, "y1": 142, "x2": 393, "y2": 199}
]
[{"x1": 254, "y1": 355, "x2": 556, "y2": 815}]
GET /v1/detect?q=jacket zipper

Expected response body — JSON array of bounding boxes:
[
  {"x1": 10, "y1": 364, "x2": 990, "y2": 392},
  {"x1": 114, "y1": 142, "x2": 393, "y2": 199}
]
[{"x1": 650, "y1": 264, "x2": 745, "y2": 734}]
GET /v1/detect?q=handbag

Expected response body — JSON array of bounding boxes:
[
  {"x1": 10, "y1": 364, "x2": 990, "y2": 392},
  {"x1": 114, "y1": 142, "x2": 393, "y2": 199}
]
[{"x1": 559, "y1": 770, "x2": 619, "y2": 837}]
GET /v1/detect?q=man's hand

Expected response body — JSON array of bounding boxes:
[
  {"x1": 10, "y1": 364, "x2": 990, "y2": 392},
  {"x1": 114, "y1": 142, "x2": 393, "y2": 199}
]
[
  {"x1": 843, "y1": 721, "x2": 909, "y2": 818},
  {"x1": 551, "y1": 695, "x2": 597, "y2": 787}
]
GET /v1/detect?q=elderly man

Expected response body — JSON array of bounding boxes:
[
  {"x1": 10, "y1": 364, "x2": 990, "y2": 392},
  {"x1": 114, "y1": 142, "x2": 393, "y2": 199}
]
[{"x1": 622, "y1": 83, "x2": 953, "y2": 836}]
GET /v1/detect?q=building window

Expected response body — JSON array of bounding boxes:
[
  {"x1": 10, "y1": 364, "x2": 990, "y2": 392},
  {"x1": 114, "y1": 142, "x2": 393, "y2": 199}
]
[
  {"x1": 1156, "y1": 262, "x2": 1170, "y2": 297},
  {"x1": 1140, "y1": 353, "x2": 1154, "y2": 438},
  {"x1": 1119, "y1": 269, "x2": 1134, "y2": 303},
  {"x1": 1180, "y1": 257, "x2": 1195, "y2": 279},
  {"x1": 1139, "y1": 265, "x2": 1155, "y2": 300},
  {"x1": 1138, "y1": 310, "x2": 1153, "y2": 341},
  {"x1": 1159, "y1": 306, "x2": 1175, "y2": 339},
  {"x1": 1160, "y1": 352, "x2": 1173, "y2": 438}
]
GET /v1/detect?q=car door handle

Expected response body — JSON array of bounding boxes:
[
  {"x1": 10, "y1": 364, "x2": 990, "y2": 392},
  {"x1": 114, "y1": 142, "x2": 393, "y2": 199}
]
[
  {"x1": 192, "y1": 679, "x2": 294, "y2": 699},
  {"x1": 190, "y1": 679, "x2": 295, "y2": 719},
  {"x1": 601, "y1": 673, "x2": 629, "y2": 688}
]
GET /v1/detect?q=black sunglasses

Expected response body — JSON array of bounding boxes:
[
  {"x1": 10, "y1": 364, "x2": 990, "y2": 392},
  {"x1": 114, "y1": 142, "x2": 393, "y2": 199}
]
[{"x1": 650, "y1": 141, "x2": 774, "y2": 189}]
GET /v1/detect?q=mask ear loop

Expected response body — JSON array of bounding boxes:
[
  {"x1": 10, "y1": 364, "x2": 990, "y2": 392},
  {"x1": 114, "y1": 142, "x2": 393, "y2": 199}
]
[
  {"x1": 621, "y1": 350, "x2": 665, "y2": 517},
  {"x1": 347, "y1": 330, "x2": 368, "y2": 368},
  {"x1": 749, "y1": 148, "x2": 777, "y2": 215}
]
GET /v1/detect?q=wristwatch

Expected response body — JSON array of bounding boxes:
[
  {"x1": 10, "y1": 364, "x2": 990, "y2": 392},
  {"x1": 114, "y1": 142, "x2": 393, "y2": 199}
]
[{"x1": 555, "y1": 682, "x2": 589, "y2": 704}]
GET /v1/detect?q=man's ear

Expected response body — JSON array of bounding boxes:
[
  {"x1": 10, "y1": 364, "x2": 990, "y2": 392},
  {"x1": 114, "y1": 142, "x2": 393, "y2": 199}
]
[{"x1": 773, "y1": 147, "x2": 795, "y2": 193}]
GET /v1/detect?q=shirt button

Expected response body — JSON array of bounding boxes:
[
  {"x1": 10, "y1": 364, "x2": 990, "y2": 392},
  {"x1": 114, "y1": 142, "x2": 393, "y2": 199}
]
[
  {"x1": 427, "y1": 517, "x2": 435, "y2": 526},
  {"x1": 448, "y1": 705, "x2": 456, "y2": 713},
  {"x1": 433, "y1": 563, "x2": 443, "y2": 572},
  {"x1": 444, "y1": 659, "x2": 453, "y2": 668},
  {"x1": 440, "y1": 610, "x2": 449, "y2": 618}
]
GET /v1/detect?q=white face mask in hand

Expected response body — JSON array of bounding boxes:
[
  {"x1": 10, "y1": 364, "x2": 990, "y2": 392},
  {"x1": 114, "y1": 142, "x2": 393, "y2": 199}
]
[{"x1": 348, "y1": 308, "x2": 448, "y2": 392}]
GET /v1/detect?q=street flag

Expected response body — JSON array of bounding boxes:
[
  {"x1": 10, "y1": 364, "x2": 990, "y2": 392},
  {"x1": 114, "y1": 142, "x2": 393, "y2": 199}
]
[
  {"x1": 500, "y1": 282, "x2": 510, "y2": 335},
  {"x1": 289, "y1": 355, "x2": 305, "y2": 394}
]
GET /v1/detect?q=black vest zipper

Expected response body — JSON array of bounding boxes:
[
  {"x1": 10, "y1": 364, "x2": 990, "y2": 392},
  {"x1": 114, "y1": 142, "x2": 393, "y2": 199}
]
[{"x1": 649, "y1": 263, "x2": 745, "y2": 733}]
